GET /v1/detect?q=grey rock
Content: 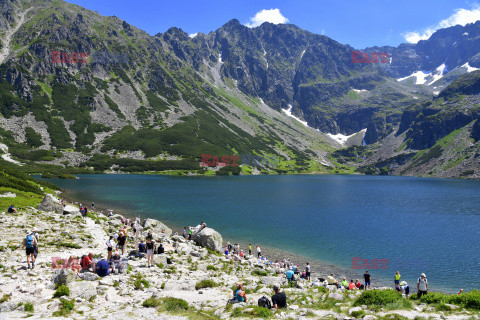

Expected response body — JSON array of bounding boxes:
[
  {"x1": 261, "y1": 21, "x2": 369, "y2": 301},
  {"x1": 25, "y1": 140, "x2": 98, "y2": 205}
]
[
  {"x1": 261, "y1": 276, "x2": 287, "y2": 286},
  {"x1": 143, "y1": 218, "x2": 172, "y2": 236},
  {"x1": 192, "y1": 227, "x2": 223, "y2": 252},
  {"x1": 70, "y1": 281, "x2": 97, "y2": 300},
  {"x1": 0, "y1": 192, "x2": 16, "y2": 198},
  {"x1": 79, "y1": 272, "x2": 100, "y2": 281},
  {"x1": 153, "y1": 254, "x2": 167, "y2": 266},
  {"x1": 63, "y1": 205, "x2": 80, "y2": 215},
  {"x1": 329, "y1": 292, "x2": 344, "y2": 301},
  {"x1": 37, "y1": 194, "x2": 63, "y2": 214},
  {"x1": 51, "y1": 268, "x2": 76, "y2": 285}
]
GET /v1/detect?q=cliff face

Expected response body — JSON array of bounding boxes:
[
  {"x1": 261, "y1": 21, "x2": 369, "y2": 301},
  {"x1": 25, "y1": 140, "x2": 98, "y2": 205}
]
[{"x1": 1, "y1": 0, "x2": 480, "y2": 177}]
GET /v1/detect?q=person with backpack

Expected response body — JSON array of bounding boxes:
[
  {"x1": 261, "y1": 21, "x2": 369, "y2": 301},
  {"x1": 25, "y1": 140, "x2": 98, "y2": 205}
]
[
  {"x1": 23, "y1": 230, "x2": 37, "y2": 269},
  {"x1": 31, "y1": 228, "x2": 39, "y2": 259},
  {"x1": 81, "y1": 253, "x2": 93, "y2": 270},
  {"x1": 417, "y1": 273, "x2": 428, "y2": 298},
  {"x1": 146, "y1": 238, "x2": 155, "y2": 267},
  {"x1": 271, "y1": 284, "x2": 287, "y2": 309}
]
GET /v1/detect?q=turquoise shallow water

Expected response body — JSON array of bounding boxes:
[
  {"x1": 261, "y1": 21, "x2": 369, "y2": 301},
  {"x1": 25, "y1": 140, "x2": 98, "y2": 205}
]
[{"x1": 41, "y1": 174, "x2": 480, "y2": 293}]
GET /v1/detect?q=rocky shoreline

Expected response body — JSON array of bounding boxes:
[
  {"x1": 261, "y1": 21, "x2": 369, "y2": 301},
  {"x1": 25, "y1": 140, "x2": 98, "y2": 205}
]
[{"x1": 0, "y1": 194, "x2": 478, "y2": 320}]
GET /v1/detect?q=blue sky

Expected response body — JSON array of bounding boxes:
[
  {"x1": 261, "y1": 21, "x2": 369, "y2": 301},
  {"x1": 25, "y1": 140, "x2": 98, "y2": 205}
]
[{"x1": 66, "y1": 0, "x2": 480, "y2": 48}]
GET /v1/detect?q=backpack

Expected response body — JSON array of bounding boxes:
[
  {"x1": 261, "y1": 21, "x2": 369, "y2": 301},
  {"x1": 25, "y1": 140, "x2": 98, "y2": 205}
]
[
  {"x1": 80, "y1": 255, "x2": 87, "y2": 268},
  {"x1": 258, "y1": 296, "x2": 272, "y2": 309},
  {"x1": 26, "y1": 235, "x2": 34, "y2": 248}
]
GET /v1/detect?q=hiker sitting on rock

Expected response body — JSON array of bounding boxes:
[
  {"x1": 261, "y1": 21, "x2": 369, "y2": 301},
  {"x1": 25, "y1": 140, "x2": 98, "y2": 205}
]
[
  {"x1": 229, "y1": 282, "x2": 247, "y2": 304},
  {"x1": 95, "y1": 258, "x2": 112, "y2": 277},
  {"x1": 271, "y1": 284, "x2": 287, "y2": 309},
  {"x1": 327, "y1": 274, "x2": 339, "y2": 287},
  {"x1": 81, "y1": 253, "x2": 94, "y2": 271},
  {"x1": 7, "y1": 204, "x2": 16, "y2": 213}
]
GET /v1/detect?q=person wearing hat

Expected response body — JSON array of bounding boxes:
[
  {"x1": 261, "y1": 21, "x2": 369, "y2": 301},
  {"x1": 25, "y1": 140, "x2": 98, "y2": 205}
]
[
  {"x1": 396, "y1": 281, "x2": 410, "y2": 298},
  {"x1": 272, "y1": 284, "x2": 287, "y2": 309},
  {"x1": 417, "y1": 273, "x2": 428, "y2": 298}
]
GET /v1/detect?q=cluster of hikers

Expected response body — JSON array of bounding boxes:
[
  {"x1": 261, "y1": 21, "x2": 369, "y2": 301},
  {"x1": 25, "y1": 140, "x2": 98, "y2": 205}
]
[{"x1": 10, "y1": 202, "x2": 463, "y2": 310}]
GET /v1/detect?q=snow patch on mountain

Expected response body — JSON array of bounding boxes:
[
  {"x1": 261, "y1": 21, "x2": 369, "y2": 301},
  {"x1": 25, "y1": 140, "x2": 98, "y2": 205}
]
[
  {"x1": 282, "y1": 105, "x2": 309, "y2": 127},
  {"x1": 397, "y1": 64, "x2": 447, "y2": 85},
  {"x1": 461, "y1": 62, "x2": 480, "y2": 73},
  {"x1": 352, "y1": 89, "x2": 368, "y2": 93},
  {"x1": 326, "y1": 129, "x2": 367, "y2": 146}
]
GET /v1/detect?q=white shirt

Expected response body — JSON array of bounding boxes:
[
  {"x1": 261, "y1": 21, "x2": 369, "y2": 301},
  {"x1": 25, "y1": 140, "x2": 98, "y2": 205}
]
[
  {"x1": 417, "y1": 277, "x2": 428, "y2": 291},
  {"x1": 106, "y1": 239, "x2": 112, "y2": 248},
  {"x1": 257, "y1": 247, "x2": 261, "y2": 253}
]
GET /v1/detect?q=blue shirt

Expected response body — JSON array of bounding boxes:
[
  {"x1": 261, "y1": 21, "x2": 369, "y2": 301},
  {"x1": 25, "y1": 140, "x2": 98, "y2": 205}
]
[
  {"x1": 286, "y1": 270, "x2": 294, "y2": 280},
  {"x1": 96, "y1": 260, "x2": 110, "y2": 277}
]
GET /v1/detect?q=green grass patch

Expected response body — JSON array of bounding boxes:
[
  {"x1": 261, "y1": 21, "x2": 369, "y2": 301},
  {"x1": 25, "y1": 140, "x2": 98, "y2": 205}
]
[{"x1": 195, "y1": 279, "x2": 218, "y2": 290}]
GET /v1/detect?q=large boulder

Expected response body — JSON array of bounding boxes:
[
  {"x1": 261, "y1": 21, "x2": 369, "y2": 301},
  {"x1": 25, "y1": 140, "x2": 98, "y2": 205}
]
[
  {"x1": 261, "y1": 276, "x2": 287, "y2": 286},
  {"x1": 51, "y1": 268, "x2": 76, "y2": 285},
  {"x1": 79, "y1": 272, "x2": 100, "y2": 281},
  {"x1": 191, "y1": 227, "x2": 223, "y2": 253},
  {"x1": 69, "y1": 282, "x2": 97, "y2": 300},
  {"x1": 38, "y1": 194, "x2": 63, "y2": 214},
  {"x1": 63, "y1": 205, "x2": 80, "y2": 215},
  {"x1": 143, "y1": 218, "x2": 172, "y2": 236},
  {"x1": 153, "y1": 254, "x2": 167, "y2": 266}
]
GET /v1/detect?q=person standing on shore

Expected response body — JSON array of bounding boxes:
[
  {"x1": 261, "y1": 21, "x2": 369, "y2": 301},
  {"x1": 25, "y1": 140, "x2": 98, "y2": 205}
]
[
  {"x1": 363, "y1": 270, "x2": 371, "y2": 290},
  {"x1": 395, "y1": 271, "x2": 401, "y2": 288},
  {"x1": 256, "y1": 246, "x2": 261, "y2": 258},
  {"x1": 305, "y1": 263, "x2": 311, "y2": 280},
  {"x1": 417, "y1": 273, "x2": 428, "y2": 298},
  {"x1": 188, "y1": 226, "x2": 193, "y2": 241},
  {"x1": 248, "y1": 244, "x2": 252, "y2": 255},
  {"x1": 183, "y1": 227, "x2": 186, "y2": 239}
]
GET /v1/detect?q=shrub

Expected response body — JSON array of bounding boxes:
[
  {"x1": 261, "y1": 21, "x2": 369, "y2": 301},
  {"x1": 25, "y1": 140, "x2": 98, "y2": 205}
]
[
  {"x1": 195, "y1": 279, "x2": 218, "y2": 290},
  {"x1": 133, "y1": 273, "x2": 150, "y2": 290},
  {"x1": 24, "y1": 303, "x2": 34, "y2": 312},
  {"x1": 206, "y1": 265, "x2": 217, "y2": 271},
  {"x1": 354, "y1": 290, "x2": 403, "y2": 307},
  {"x1": 53, "y1": 284, "x2": 70, "y2": 298},
  {"x1": 351, "y1": 310, "x2": 366, "y2": 318},
  {"x1": 448, "y1": 290, "x2": 480, "y2": 309},
  {"x1": 232, "y1": 306, "x2": 272, "y2": 319},
  {"x1": 251, "y1": 270, "x2": 268, "y2": 277},
  {"x1": 318, "y1": 286, "x2": 328, "y2": 293},
  {"x1": 162, "y1": 297, "x2": 189, "y2": 311},
  {"x1": 52, "y1": 298, "x2": 74, "y2": 317},
  {"x1": 0, "y1": 294, "x2": 11, "y2": 303},
  {"x1": 142, "y1": 296, "x2": 162, "y2": 308},
  {"x1": 435, "y1": 303, "x2": 452, "y2": 312}
]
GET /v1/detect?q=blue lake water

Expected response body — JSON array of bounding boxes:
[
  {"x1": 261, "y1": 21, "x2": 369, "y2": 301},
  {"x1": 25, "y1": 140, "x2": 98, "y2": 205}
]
[{"x1": 41, "y1": 174, "x2": 480, "y2": 293}]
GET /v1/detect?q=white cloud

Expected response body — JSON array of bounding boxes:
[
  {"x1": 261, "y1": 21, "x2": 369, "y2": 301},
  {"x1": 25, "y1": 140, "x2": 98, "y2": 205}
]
[
  {"x1": 245, "y1": 8, "x2": 289, "y2": 28},
  {"x1": 403, "y1": 5, "x2": 480, "y2": 43},
  {"x1": 189, "y1": 33, "x2": 198, "y2": 38}
]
